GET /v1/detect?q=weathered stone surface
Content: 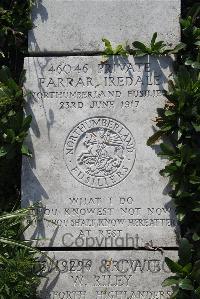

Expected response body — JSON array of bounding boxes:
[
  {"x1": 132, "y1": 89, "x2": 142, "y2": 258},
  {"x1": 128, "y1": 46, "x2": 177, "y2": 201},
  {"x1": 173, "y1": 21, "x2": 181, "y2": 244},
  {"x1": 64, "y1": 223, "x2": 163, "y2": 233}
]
[
  {"x1": 29, "y1": 0, "x2": 181, "y2": 53},
  {"x1": 22, "y1": 55, "x2": 179, "y2": 247},
  {"x1": 38, "y1": 250, "x2": 178, "y2": 298}
]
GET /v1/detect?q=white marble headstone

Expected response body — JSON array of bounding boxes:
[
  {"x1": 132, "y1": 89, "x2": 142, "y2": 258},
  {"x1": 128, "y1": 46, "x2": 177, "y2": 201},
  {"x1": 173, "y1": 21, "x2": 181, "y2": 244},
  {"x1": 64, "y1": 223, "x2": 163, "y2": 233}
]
[
  {"x1": 22, "y1": 55, "x2": 178, "y2": 247},
  {"x1": 29, "y1": 0, "x2": 181, "y2": 53},
  {"x1": 38, "y1": 250, "x2": 178, "y2": 299}
]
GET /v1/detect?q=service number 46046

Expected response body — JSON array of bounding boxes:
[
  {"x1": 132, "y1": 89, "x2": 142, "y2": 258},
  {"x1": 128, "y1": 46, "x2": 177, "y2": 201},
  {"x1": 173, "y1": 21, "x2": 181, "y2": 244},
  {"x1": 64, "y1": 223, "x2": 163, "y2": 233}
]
[{"x1": 48, "y1": 63, "x2": 89, "y2": 75}]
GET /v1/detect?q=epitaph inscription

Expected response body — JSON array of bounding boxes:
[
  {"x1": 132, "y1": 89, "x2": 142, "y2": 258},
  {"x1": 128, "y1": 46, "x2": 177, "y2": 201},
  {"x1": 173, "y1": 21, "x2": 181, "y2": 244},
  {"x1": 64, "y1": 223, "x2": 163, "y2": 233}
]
[
  {"x1": 38, "y1": 250, "x2": 178, "y2": 299},
  {"x1": 22, "y1": 56, "x2": 178, "y2": 247}
]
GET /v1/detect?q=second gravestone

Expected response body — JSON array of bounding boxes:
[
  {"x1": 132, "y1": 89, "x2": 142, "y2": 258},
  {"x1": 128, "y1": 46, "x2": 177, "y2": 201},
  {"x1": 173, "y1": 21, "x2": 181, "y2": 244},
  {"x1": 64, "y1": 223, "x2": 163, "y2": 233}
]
[{"x1": 22, "y1": 55, "x2": 178, "y2": 248}]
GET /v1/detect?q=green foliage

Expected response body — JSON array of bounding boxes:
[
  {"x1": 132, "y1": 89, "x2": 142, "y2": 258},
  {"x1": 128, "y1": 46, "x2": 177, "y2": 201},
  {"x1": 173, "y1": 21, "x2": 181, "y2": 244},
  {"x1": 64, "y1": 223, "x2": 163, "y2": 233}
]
[
  {"x1": 0, "y1": 0, "x2": 34, "y2": 208},
  {"x1": 0, "y1": 1, "x2": 42, "y2": 298},
  {"x1": 0, "y1": 208, "x2": 41, "y2": 299},
  {"x1": 102, "y1": 38, "x2": 128, "y2": 59},
  {"x1": 132, "y1": 32, "x2": 168, "y2": 56},
  {"x1": 146, "y1": 58, "x2": 200, "y2": 244},
  {"x1": 102, "y1": 33, "x2": 186, "y2": 58},
  {"x1": 0, "y1": 66, "x2": 32, "y2": 159},
  {"x1": 0, "y1": 0, "x2": 35, "y2": 76},
  {"x1": 132, "y1": 32, "x2": 185, "y2": 56},
  {"x1": 147, "y1": 2, "x2": 200, "y2": 298},
  {"x1": 179, "y1": 2, "x2": 200, "y2": 69},
  {"x1": 162, "y1": 239, "x2": 200, "y2": 299}
]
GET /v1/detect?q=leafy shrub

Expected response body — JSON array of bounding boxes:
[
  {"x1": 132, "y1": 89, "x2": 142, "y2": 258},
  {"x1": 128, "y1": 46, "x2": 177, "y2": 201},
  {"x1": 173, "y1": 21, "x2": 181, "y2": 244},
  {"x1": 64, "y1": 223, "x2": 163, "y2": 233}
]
[
  {"x1": 147, "y1": 2, "x2": 200, "y2": 298},
  {"x1": 0, "y1": 1, "x2": 43, "y2": 298},
  {"x1": 0, "y1": 208, "x2": 42, "y2": 299},
  {"x1": 163, "y1": 239, "x2": 200, "y2": 299},
  {"x1": 0, "y1": 66, "x2": 32, "y2": 159}
]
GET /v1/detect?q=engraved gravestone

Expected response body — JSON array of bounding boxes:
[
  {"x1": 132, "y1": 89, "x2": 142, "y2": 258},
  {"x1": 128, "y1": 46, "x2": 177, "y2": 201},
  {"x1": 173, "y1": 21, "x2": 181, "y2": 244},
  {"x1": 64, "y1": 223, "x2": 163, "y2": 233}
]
[
  {"x1": 29, "y1": 0, "x2": 181, "y2": 53},
  {"x1": 38, "y1": 250, "x2": 178, "y2": 299},
  {"x1": 23, "y1": 0, "x2": 181, "y2": 297},
  {"x1": 22, "y1": 55, "x2": 178, "y2": 247}
]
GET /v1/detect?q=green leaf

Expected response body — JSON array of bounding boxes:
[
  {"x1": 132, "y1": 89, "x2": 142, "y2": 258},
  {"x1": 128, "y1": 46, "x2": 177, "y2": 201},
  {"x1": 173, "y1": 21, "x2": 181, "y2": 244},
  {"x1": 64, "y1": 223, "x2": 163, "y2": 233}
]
[
  {"x1": 170, "y1": 287, "x2": 180, "y2": 298},
  {"x1": 188, "y1": 3, "x2": 200, "y2": 21},
  {"x1": 189, "y1": 176, "x2": 200, "y2": 185},
  {"x1": 102, "y1": 38, "x2": 113, "y2": 55},
  {"x1": 0, "y1": 66, "x2": 11, "y2": 84},
  {"x1": 0, "y1": 237, "x2": 37, "y2": 252},
  {"x1": 162, "y1": 276, "x2": 179, "y2": 287},
  {"x1": 192, "y1": 122, "x2": 200, "y2": 132},
  {"x1": 179, "y1": 278, "x2": 194, "y2": 291},
  {"x1": 151, "y1": 32, "x2": 157, "y2": 47},
  {"x1": 102, "y1": 38, "x2": 112, "y2": 50},
  {"x1": 191, "y1": 61, "x2": 200, "y2": 69},
  {"x1": 21, "y1": 144, "x2": 32, "y2": 157},
  {"x1": 133, "y1": 41, "x2": 147, "y2": 52},
  {"x1": 160, "y1": 143, "x2": 175, "y2": 155},
  {"x1": 195, "y1": 286, "x2": 200, "y2": 296},
  {"x1": 165, "y1": 257, "x2": 183, "y2": 273},
  {"x1": 147, "y1": 131, "x2": 164, "y2": 146},
  {"x1": 194, "y1": 41, "x2": 200, "y2": 47},
  {"x1": 170, "y1": 43, "x2": 186, "y2": 54},
  {"x1": 182, "y1": 263, "x2": 193, "y2": 274},
  {"x1": 192, "y1": 232, "x2": 200, "y2": 241},
  {"x1": 179, "y1": 238, "x2": 192, "y2": 265},
  {"x1": 5, "y1": 129, "x2": 15, "y2": 142},
  {"x1": 0, "y1": 51, "x2": 5, "y2": 58},
  {"x1": 0, "y1": 207, "x2": 33, "y2": 222},
  {"x1": 134, "y1": 50, "x2": 146, "y2": 57},
  {"x1": 0, "y1": 146, "x2": 7, "y2": 157},
  {"x1": 164, "y1": 110, "x2": 176, "y2": 116},
  {"x1": 193, "y1": 207, "x2": 200, "y2": 212},
  {"x1": 161, "y1": 124, "x2": 173, "y2": 132},
  {"x1": 154, "y1": 41, "x2": 165, "y2": 51},
  {"x1": 177, "y1": 211, "x2": 186, "y2": 222},
  {"x1": 22, "y1": 115, "x2": 32, "y2": 131},
  {"x1": 191, "y1": 260, "x2": 200, "y2": 284}
]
